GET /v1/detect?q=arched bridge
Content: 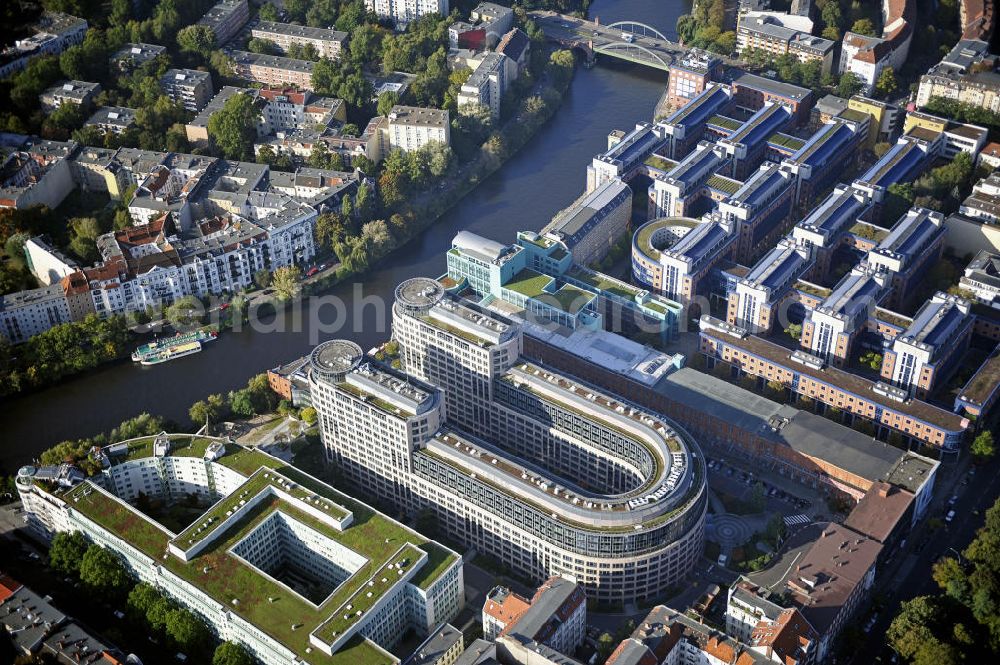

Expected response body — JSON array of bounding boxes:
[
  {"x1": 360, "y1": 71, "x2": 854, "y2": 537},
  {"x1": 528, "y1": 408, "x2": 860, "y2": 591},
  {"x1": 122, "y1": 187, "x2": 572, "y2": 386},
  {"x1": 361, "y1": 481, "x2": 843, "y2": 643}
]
[{"x1": 529, "y1": 11, "x2": 690, "y2": 72}]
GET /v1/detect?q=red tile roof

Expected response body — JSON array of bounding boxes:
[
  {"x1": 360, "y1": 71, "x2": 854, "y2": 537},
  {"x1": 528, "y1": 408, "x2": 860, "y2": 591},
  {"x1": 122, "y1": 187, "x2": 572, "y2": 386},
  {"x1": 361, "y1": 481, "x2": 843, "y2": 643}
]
[{"x1": 0, "y1": 573, "x2": 23, "y2": 603}]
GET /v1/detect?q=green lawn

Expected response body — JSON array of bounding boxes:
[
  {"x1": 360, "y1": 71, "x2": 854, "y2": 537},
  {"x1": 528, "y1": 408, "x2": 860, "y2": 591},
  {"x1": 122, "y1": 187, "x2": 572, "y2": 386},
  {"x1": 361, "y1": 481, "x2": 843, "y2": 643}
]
[{"x1": 504, "y1": 269, "x2": 553, "y2": 298}]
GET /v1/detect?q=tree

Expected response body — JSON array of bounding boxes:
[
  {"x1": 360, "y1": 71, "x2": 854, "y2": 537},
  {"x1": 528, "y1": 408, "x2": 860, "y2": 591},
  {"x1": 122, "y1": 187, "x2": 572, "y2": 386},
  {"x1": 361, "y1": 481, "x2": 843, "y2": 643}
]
[
  {"x1": 258, "y1": 3, "x2": 279, "y2": 23},
  {"x1": 127, "y1": 582, "x2": 162, "y2": 621},
  {"x1": 837, "y1": 72, "x2": 864, "y2": 98},
  {"x1": 596, "y1": 632, "x2": 616, "y2": 659},
  {"x1": 860, "y1": 351, "x2": 883, "y2": 371},
  {"x1": 213, "y1": 642, "x2": 254, "y2": 665},
  {"x1": 972, "y1": 431, "x2": 995, "y2": 461},
  {"x1": 272, "y1": 265, "x2": 302, "y2": 301},
  {"x1": 749, "y1": 482, "x2": 767, "y2": 512},
  {"x1": 79, "y1": 544, "x2": 129, "y2": 594},
  {"x1": 850, "y1": 18, "x2": 877, "y2": 36},
  {"x1": 253, "y1": 268, "x2": 272, "y2": 289},
  {"x1": 377, "y1": 90, "x2": 400, "y2": 117},
  {"x1": 49, "y1": 530, "x2": 89, "y2": 575},
  {"x1": 177, "y1": 25, "x2": 216, "y2": 58},
  {"x1": 784, "y1": 323, "x2": 802, "y2": 340},
  {"x1": 207, "y1": 92, "x2": 259, "y2": 161},
  {"x1": 875, "y1": 67, "x2": 899, "y2": 99},
  {"x1": 247, "y1": 37, "x2": 279, "y2": 55},
  {"x1": 301, "y1": 406, "x2": 317, "y2": 425},
  {"x1": 165, "y1": 607, "x2": 209, "y2": 650},
  {"x1": 229, "y1": 389, "x2": 256, "y2": 418},
  {"x1": 190, "y1": 393, "x2": 226, "y2": 428}
]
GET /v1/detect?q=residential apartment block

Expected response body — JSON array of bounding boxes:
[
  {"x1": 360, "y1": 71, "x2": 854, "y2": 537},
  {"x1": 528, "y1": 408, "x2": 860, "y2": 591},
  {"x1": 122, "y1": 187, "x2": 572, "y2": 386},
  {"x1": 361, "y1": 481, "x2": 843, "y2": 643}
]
[
  {"x1": 160, "y1": 68, "x2": 214, "y2": 112},
  {"x1": 39, "y1": 80, "x2": 100, "y2": 111},
  {"x1": 84, "y1": 106, "x2": 137, "y2": 135},
  {"x1": 16, "y1": 435, "x2": 464, "y2": 665},
  {"x1": 366, "y1": 0, "x2": 450, "y2": 26},
  {"x1": 737, "y1": 14, "x2": 835, "y2": 74},
  {"x1": 252, "y1": 21, "x2": 347, "y2": 59},
  {"x1": 385, "y1": 105, "x2": 451, "y2": 153},
  {"x1": 458, "y1": 52, "x2": 508, "y2": 119},
  {"x1": 542, "y1": 177, "x2": 632, "y2": 268},
  {"x1": 0, "y1": 138, "x2": 77, "y2": 210},
  {"x1": 197, "y1": 0, "x2": 248, "y2": 45},
  {"x1": 231, "y1": 50, "x2": 315, "y2": 90},
  {"x1": 111, "y1": 43, "x2": 166, "y2": 72},
  {"x1": 0, "y1": 12, "x2": 87, "y2": 78},
  {"x1": 916, "y1": 39, "x2": 1000, "y2": 112}
]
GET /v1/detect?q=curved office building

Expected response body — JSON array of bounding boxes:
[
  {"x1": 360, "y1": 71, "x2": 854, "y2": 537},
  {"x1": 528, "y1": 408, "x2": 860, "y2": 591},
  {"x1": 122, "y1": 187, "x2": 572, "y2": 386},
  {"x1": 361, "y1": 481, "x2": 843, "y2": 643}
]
[{"x1": 311, "y1": 278, "x2": 707, "y2": 603}]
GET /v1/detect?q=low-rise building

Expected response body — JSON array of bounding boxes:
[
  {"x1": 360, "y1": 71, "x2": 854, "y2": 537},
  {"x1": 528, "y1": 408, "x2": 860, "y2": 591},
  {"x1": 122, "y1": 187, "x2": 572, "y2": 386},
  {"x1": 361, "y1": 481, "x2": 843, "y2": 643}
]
[
  {"x1": 39, "y1": 80, "x2": 101, "y2": 111},
  {"x1": 160, "y1": 68, "x2": 214, "y2": 112},
  {"x1": 84, "y1": 106, "x2": 137, "y2": 135},
  {"x1": 252, "y1": 21, "x2": 347, "y2": 59},
  {"x1": 960, "y1": 171, "x2": 1000, "y2": 223},
  {"x1": 197, "y1": 0, "x2": 248, "y2": 44}
]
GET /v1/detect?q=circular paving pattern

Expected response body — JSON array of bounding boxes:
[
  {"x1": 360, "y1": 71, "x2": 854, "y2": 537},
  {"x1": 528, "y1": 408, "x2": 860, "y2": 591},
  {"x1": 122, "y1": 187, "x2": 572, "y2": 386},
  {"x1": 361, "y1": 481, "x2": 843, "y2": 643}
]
[{"x1": 708, "y1": 514, "x2": 753, "y2": 548}]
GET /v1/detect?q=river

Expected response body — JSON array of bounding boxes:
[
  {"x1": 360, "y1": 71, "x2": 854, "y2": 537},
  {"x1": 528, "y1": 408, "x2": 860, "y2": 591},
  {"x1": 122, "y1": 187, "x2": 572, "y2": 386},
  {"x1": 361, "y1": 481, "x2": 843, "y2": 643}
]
[{"x1": 0, "y1": 0, "x2": 692, "y2": 471}]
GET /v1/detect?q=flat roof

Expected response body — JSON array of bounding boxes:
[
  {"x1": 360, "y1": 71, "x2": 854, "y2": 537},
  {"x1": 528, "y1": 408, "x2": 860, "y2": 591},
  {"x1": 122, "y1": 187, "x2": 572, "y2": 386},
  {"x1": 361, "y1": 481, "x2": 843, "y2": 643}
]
[
  {"x1": 733, "y1": 72, "x2": 811, "y2": 101},
  {"x1": 44, "y1": 436, "x2": 459, "y2": 665}
]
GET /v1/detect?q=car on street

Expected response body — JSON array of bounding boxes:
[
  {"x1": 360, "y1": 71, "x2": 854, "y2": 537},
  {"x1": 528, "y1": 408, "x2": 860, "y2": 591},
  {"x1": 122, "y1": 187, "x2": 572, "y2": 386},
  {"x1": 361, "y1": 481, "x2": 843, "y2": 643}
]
[{"x1": 946, "y1": 510, "x2": 956, "y2": 523}]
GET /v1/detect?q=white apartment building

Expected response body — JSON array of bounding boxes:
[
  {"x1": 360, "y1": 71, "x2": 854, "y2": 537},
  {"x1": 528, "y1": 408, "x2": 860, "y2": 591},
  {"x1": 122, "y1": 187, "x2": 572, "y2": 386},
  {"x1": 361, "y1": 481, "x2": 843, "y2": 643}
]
[
  {"x1": 0, "y1": 284, "x2": 73, "y2": 344},
  {"x1": 0, "y1": 12, "x2": 88, "y2": 78},
  {"x1": 252, "y1": 21, "x2": 347, "y2": 59},
  {"x1": 366, "y1": 0, "x2": 449, "y2": 26},
  {"x1": 458, "y1": 52, "x2": 508, "y2": 120},
  {"x1": 16, "y1": 434, "x2": 464, "y2": 665},
  {"x1": 385, "y1": 105, "x2": 451, "y2": 154}
]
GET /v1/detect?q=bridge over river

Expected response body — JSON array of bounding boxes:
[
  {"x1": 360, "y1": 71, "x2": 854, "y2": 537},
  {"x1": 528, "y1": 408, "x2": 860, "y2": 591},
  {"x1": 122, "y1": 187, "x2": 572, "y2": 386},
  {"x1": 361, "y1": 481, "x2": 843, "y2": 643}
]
[{"x1": 530, "y1": 10, "x2": 737, "y2": 72}]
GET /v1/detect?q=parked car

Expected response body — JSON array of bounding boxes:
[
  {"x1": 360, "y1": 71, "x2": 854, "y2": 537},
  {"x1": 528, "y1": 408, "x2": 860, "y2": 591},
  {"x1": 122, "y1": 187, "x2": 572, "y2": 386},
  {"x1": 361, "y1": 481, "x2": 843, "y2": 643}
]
[
  {"x1": 306, "y1": 266, "x2": 319, "y2": 277},
  {"x1": 946, "y1": 510, "x2": 956, "y2": 523}
]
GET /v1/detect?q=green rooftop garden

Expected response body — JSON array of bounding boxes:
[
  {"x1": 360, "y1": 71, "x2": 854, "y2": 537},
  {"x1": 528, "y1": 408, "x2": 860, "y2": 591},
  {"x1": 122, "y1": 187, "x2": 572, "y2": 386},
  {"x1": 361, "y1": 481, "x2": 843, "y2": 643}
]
[
  {"x1": 961, "y1": 353, "x2": 1000, "y2": 403},
  {"x1": 709, "y1": 115, "x2": 742, "y2": 131},
  {"x1": 850, "y1": 222, "x2": 889, "y2": 242},
  {"x1": 62, "y1": 441, "x2": 459, "y2": 665},
  {"x1": 642, "y1": 299, "x2": 670, "y2": 315},
  {"x1": 568, "y1": 266, "x2": 641, "y2": 301},
  {"x1": 644, "y1": 154, "x2": 677, "y2": 172},
  {"x1": 336, "y1": 381, "x2": 416, "y2": 417},
  {"x1": 504, "y1": 269, "x2": 553, "y2": 299},
  {"x1": 768, "y1": 132, "x2": 806, "y2": 151},
  {"x1": 548, "y1": 284, "x2": 594, "y2": 314},
  {"x1": 314, "y1": 543, "x2": 423, "y2": 643},
  {"x1": 794, "y1": 280, "x2": 832, "y2": 298},
  {"x1": 875, "y1": 308, "x2": 912, "y2": 329},
  {"x1": 706, "y1": 174, "x2": 742, "y2": 195}
]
